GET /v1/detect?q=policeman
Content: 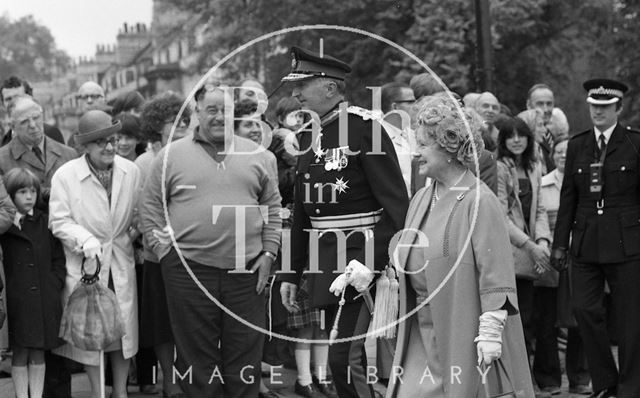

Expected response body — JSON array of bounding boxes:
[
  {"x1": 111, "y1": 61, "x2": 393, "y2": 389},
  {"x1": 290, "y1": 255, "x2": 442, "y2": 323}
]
[
  {"x1": 552, "y1": 78, "x2": 640, "y2": 398},
  {"x1": 278, "y1": 46, "x2": 409, "y2": 398}
]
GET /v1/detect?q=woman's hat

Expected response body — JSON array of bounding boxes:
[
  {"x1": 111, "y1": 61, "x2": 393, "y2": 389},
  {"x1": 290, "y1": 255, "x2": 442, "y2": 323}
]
[
  {"x1": 76, "y1": 110, "x2": 121, "y2": 145},
  {"x1": 113, "y1": 113, "x2": 142, "y2": 140}
]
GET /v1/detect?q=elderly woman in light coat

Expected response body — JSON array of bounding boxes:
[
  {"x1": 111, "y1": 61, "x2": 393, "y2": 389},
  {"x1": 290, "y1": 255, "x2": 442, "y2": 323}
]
[
  {"x1": 387, "y1": 96, "x2": 533, "y2": 397},
  {"x1": 50, "y1": 110, "x2": 140, "y2": 398}
]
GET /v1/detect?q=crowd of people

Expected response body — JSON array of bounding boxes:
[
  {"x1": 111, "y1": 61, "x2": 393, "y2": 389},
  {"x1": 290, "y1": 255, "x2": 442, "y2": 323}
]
[{"x1": 0, "y1": 43, "x2": 636, "y2": 398}]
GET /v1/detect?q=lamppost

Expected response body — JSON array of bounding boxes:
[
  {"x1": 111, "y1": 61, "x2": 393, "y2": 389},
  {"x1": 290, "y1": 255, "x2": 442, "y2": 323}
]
[{"x1": 474, "y1": 0, "x2": 493, "y2": 92}]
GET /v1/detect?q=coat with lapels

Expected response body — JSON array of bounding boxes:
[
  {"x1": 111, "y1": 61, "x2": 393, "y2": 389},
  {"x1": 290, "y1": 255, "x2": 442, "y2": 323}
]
[
  {"x1": 387, "y1": 173, "x2": 533, "y2": 397},
  {"x1": 553, "y1": 123, "x2": 640, "y2": 264}
]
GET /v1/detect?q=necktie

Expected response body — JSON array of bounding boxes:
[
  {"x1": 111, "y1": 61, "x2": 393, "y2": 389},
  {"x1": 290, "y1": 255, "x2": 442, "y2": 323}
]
[
  {"x1": 33, "y1": 146, "x2": 44, "y2": 164},
  {"x1": 543, "y1": 128, "x2": 554, "y2": 151},
  {"x1": 598, "y1": 134, "x2": 607, "y2": 157}
]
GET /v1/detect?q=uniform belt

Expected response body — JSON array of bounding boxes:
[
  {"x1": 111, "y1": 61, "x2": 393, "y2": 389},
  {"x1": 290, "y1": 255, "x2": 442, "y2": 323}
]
[
  {"x1": 578, "y1": 198, "x2": 639, "y2": 209},
  {"x1": 309, "y1": 209, "x2": 383, "y2": 230}
]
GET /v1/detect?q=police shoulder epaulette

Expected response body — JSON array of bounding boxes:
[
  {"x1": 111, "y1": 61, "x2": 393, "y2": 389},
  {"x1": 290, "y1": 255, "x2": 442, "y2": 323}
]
[{"x1": 347, "y1": 106, "x2": 383, "y2": 122}]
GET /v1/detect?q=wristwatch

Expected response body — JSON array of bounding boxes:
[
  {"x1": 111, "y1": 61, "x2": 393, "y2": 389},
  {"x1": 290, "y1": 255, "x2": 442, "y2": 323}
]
[{"x1": 262, "y1": 251, "x2": 277, "y2": 261}]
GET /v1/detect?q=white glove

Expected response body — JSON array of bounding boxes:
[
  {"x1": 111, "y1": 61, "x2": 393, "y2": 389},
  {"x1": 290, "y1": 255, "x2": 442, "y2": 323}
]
[
  {"x1": 82, "y1": 237, "x2": 102, "y2": 260},
  {"x1": 476, "y1": 340, "x2": 502, "y2": 365},
  {"x1": 345, "y1": 260, "x2": 374, "y2": 292},
  {"x1": 329, "y1": 273, "x2": 349, "y2": 297}
]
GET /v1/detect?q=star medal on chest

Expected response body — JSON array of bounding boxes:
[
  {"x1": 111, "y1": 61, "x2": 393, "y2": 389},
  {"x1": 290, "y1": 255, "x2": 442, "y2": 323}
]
[{"x1": 332, "y1": 177, "x2": 350, "y2": 194}]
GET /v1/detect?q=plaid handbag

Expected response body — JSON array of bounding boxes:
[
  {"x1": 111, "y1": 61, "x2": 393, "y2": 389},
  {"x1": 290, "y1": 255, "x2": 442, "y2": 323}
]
[{"x1": 59, "y1": 257, "x2": 125, "y2": 351}]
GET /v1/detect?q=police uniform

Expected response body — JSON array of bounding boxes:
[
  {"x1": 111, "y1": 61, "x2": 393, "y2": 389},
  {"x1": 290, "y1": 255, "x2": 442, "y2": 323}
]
[
  {"x1": 280, "y1": 47, "x2": 409, "y2": 398},
  {"x1": 553, "y1": 79, "x2": 640, "y2": 398}
]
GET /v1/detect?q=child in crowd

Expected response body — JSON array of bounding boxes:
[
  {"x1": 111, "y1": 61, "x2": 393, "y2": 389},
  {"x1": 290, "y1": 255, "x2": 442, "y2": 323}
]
[{"x1": 0, "y1": 168, "x2": 65, "y2": 398}]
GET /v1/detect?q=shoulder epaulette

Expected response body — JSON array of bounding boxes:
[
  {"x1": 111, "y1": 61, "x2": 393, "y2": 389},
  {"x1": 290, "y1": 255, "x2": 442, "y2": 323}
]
[{"x1": 347, "y1": 106, "x2": 383, "y2": 122}]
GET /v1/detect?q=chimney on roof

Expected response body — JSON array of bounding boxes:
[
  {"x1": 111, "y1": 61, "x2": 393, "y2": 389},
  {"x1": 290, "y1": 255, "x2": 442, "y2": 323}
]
[{"x1": 123, "y1": 22, "x2": 128, "y2": 33}]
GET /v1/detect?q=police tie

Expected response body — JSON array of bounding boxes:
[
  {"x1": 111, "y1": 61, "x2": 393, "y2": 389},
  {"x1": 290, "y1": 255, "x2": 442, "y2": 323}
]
[{"x1": 597, "y1": 133, "x2": 607, "y2": 158}]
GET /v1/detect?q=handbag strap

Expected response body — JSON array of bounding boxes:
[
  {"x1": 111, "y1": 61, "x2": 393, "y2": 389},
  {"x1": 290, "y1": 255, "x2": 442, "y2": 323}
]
[
  {"x1": 80, "y1": 256, "x2": 102, "y2": 285},
  {"x1": 480, "y1": 359, "x2": 517, "y2": 397}
]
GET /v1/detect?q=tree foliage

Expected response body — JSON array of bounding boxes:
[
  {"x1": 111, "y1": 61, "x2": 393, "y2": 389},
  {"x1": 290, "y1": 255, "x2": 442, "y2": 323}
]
[
  {"x1": 0, "y1": 14, "x2": 71, "y2": 81},
  {"x1": 163, "y1": 0, "x2": 640, "y2": 129}
]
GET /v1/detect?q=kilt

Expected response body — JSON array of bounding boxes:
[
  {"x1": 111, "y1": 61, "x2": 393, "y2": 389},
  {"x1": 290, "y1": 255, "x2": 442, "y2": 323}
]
[{"x1": 287, "y1": 275, "x2": 322, "y2": 330}]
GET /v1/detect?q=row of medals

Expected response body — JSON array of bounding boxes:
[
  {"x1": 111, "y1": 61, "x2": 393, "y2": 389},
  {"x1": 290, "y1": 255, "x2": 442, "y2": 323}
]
[{"x1": 320, "y1": 147, "x2": 349, "y2": 171}]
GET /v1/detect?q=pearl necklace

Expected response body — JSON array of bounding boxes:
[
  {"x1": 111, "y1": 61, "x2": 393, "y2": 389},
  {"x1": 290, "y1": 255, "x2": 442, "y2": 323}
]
[{"x1": 432, "y1": 169, "x2": 468, "y2": 204}]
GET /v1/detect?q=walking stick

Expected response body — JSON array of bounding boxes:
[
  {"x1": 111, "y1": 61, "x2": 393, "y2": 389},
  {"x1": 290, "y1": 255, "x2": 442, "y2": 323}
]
[{"x1": 100, "y1": 350, "x2": 105, "y2": 398}]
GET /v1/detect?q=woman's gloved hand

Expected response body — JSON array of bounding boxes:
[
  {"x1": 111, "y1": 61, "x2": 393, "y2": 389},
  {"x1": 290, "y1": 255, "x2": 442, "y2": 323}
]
[
  {"x1": 476, "y1": 340, "x2": 502, "y2": 365},
  {"x1": 82, "y1": 236, "x2": 102, "y2": 261}
]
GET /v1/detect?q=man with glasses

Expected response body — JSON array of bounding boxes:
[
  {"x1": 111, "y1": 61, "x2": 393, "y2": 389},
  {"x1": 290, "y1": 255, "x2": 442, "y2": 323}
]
[
  {"x1": 67, "y1": 81, "x2": 110, "y2": 153},
  {"x1": 0, "y1": 95, "x2": 75, "y2": 398},
  {"x1": 1, "y1": 76, "x2": 65, "y2": 145},
  {"x1": 76, "y1": 81, "x2": 108, "y2": 114}
]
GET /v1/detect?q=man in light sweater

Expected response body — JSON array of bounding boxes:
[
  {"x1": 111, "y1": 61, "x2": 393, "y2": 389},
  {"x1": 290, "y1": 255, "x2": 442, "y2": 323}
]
[{"x1": 139, "y1": 85, "x2": 281, "y2": 398}]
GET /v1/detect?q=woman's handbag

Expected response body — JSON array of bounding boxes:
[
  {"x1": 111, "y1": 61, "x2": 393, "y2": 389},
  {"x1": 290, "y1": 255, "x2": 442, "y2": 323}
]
[
  {"x1": 59, "y1": 256, "x2": 125, "y2": 351},
  {"x1": 480, "y1": 359, "x2": 518, "y2": 397},
  {"x1": 511, "y1": 244, "x2": 539, "y2": 280}
]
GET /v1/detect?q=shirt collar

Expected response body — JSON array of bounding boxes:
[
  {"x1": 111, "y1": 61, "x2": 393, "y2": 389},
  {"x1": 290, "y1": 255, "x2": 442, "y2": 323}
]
[
  {"x1": 594, "y1": 124, "x2": 616, "y2": 144},
  {"x1": 14, "y1": 209, "x2": 34, "y2": 229}
]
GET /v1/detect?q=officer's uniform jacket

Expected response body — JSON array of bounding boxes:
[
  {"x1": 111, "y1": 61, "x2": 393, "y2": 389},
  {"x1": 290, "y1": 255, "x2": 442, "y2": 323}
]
[
  {"x1": 282, "y1": 103, "x2": 409, "y2": 308},
  {"x1": 554, "y1": 123, "x2": 640, "y2": 264}
]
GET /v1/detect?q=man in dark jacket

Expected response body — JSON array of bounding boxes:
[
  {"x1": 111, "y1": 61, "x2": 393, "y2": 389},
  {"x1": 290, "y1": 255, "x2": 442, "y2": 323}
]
[
  {"x1": 0, "y1": 97, "x2": 77, "y2": 204},
  {"x1": 279, "y1": 46, "x2": 409, "y2": 398},
  {"x1": 552, "y1": 78, "x2": 640, "y2": 398},
  {"x1": 1, "y1": 76, "x2": 65, "y2": 145}
]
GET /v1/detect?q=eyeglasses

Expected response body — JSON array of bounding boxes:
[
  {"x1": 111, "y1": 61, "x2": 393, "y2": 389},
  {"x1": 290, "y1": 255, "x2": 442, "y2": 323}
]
[
  {"x1": 93, "y1": 136, "x2": 119, "y2": 148},
  {"x1": 393, "y1": 99, "x2": 415, "y2": 104},
  {"x1": 76, "y1": 94, "x2": 104, "y2": 101},
  {"x1": 16, "y1": 113, "x2": 43, "y2": 128}
]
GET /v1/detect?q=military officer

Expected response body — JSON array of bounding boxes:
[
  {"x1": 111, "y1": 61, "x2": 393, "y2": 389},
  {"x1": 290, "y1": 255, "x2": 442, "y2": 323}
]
[
  {"x1": 552, "y1": 78, "x2": 640, "y2": 398},
  {"x1": 278, "y1": 46, "x2": 409, "y2": 398}
]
